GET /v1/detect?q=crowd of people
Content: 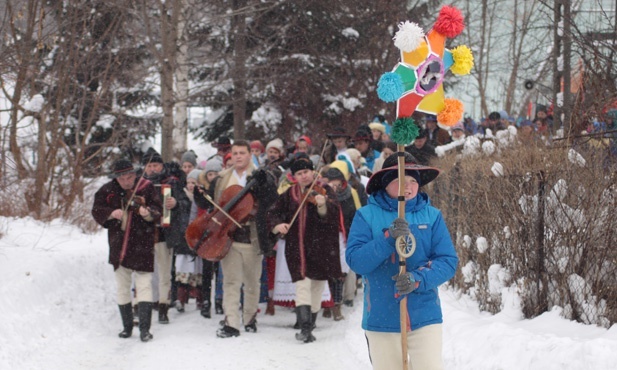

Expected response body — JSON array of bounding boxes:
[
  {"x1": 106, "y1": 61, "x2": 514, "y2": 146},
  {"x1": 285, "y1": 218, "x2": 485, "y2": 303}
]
[{"x1": 92, "y1": 105, "x2": 607, "y2": 367}]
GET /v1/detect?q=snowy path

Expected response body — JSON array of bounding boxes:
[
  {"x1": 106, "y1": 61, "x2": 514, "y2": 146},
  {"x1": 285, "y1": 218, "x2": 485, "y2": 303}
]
[{"x1": 1, "y1": 217, "x2": 616, "y2": 370}]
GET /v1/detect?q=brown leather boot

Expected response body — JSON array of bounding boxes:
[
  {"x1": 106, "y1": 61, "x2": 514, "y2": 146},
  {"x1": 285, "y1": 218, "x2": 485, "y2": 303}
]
[
  {"x1": 265, "y1": 299, "x2": 275, "y2": 315},
  {"x1": 322, "y1": 307, "x2": 332, "y2": 318},
  {"x1": 332, "y1": 304, "x2": 345, "y2": 321}
]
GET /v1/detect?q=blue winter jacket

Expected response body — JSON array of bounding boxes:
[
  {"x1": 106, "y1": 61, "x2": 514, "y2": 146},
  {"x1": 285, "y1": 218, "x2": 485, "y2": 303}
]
[{"x1": 345, "y1": 190, "x2": 458, "y2": 332}]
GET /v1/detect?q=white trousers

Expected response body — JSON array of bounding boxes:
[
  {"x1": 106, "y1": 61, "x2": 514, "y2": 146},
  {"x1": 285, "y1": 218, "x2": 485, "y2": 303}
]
[
  {"x1": 220, "y1": 241, "x2": 263, "y2": 330},
  {"x1": 343, "y1": 270, "x2": 357, "y2": 301},
  {"x1": 152, "y1": 241, "x2": 173, "y2": 304},
  {"x1": 115, "y1": 265, "x2": 153, "y2": 305},
  {"x1": 365, "y1": 324, "x2": 443, "y2": 370},
  {"x1": 295, "y1": 278, "x2": 326, "y2": 313}
]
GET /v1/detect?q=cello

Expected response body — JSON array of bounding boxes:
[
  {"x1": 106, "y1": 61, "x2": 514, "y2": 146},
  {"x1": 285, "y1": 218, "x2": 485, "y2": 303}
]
[{"x1": 185, "y1": 178, "x2": 258, "y2": 261}]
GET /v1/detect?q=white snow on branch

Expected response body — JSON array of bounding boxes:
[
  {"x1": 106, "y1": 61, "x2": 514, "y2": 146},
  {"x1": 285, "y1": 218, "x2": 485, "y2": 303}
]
[{"x1": 24, "y1": 94, "x2": 44, "y2": 113}]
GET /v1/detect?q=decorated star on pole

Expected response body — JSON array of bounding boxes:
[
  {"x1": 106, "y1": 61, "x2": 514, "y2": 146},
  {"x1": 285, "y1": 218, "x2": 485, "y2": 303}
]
[{"x1": 376, "y1": 5, "x2": 474, "y2": 145}]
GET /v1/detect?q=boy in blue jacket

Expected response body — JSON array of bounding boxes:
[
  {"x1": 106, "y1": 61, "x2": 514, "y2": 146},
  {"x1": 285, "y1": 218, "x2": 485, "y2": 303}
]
[{"x1": 346, "y1": 153, "x2": 458, "y2": 370}]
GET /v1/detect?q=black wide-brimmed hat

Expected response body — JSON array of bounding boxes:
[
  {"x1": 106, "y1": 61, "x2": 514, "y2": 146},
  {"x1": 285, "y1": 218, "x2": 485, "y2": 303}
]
[
  {"x1": 365, "y1": 152, "x2": 440, "y2": 194},
  {"x1": 212, "y1": 136, "x2": 232, "y2": 149},
  {"x1": 109, "y1": 159, "x2": 138, "y2": 178},
  {"x1": 326, "y1": 126, "x2": 351, "y2": 139}
]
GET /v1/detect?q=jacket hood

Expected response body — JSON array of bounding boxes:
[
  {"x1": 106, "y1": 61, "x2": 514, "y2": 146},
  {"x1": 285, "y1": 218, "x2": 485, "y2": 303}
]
[
  {"x1": 368, "y1": 189, "x2": 429, "y2": 213},
  {"x1": 329, "y1": 160, "x2": 351, "y2": 181}
]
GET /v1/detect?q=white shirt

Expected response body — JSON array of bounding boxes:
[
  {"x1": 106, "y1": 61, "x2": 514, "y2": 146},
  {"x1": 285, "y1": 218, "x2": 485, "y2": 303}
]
[{"x1": 233, "y1": 169, "x2": 248, "y2": 187}]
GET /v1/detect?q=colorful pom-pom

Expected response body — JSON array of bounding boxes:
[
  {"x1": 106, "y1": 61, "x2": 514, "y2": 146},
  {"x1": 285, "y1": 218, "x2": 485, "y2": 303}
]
[
  {"x1": 450, "y1": 45, "x2": 474, "y2": 75},
  {"x1": 391, "y1": 117, "x2": 419, "y2": 145},
  {"x1": 433, "y1": 5, "x2": 465, "y2": 38},
  {"x1": 437, "y1": 98, "x2": 464, "y2": 127},
  {"x1": 393, "y1": 21, "x2": 425, "y2": 53},
  {"x1": 377, "y1": 72, "x2": 404, "y2": 103}
]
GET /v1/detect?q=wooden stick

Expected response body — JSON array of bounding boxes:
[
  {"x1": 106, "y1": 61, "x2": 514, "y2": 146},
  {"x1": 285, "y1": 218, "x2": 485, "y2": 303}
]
[{"x1": 397, "y1": 145, "x2": 409, "y2": 370}]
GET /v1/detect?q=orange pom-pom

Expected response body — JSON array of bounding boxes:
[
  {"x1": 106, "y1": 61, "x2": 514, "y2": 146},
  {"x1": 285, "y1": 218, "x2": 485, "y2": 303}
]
[
  {"x1": 433, "y1": 5, "x2": 465, "y2": 38},
  {"x1": 437, "y1": 98, "x2": 464, "y2": 127}
]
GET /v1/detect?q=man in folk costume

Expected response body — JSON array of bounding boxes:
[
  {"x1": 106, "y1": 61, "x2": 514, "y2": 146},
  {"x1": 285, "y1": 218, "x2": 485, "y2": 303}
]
[
  {"x1": 204, "y1": 140, "x2": 278, "y2": 338},
  {"x1": 141, "y1": 148, "x2": 190, "y2": 324},
  {"x1": 91, "y1": 159, "x2": 162, "y2": 342},
  {"x1": 267, "y1": 156, "x2": 343, "y2": 343}
]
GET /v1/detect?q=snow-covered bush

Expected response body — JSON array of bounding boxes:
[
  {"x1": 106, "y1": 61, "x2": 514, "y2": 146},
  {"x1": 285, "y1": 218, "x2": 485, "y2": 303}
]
[{"x1": 430, "y1": 142, "x2": 617, "y2": 327}]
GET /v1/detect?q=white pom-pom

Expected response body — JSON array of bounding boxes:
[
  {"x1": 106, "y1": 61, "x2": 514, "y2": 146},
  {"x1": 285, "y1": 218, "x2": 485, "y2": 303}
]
[{"x1": 393, "y1": 21, "x2": 425, "y2": 52}]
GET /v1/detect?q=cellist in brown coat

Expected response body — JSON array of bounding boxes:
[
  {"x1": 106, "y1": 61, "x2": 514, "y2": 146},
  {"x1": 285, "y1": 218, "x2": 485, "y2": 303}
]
[
  {"x1": 267, "y1": 154, "x2": 343, "y2": 343},
  {"x1": 91, "y1": 159, "x2": 162, "y2": 342}
]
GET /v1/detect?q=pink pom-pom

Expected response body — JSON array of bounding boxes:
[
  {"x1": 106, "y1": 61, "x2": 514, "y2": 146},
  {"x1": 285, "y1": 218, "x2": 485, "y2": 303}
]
[{"x1": 433, "y1": 5, "x2": 465, "y2": 38}]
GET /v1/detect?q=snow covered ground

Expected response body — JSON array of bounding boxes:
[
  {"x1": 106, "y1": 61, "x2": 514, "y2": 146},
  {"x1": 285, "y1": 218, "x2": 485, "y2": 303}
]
[{"x1": 1, "y1": 216, "x2": 616, "y2": 370}]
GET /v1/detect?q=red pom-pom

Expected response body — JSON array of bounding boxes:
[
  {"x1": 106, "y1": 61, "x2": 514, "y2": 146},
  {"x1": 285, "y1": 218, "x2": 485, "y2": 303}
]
[{"x1": 433, "y1": 5, "x2": 465, "y2": 38}]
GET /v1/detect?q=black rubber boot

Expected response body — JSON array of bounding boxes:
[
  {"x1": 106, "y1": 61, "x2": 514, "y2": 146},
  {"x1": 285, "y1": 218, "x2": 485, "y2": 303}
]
[
  {"x1": 311, "y1": 312, "x2": 317, "y2": 330},
  {"x1": 215, "y1": 299, "x2": 224, "y2": 315},
  {"x1": 295, "y1": 305, "x2": 315, "y2": 343},
  {"x1": 158, "y1": 303, "x2": 169, "y2": 324},
  {"x1": 138, "y1": 302, "x2": 154, "y2": 342},
  {"x1": 118, "y1": 304, "x2": 133, "y2": 338},
  {"x1": 200, "y1": 300, "x2": 212, "y2": 319}
]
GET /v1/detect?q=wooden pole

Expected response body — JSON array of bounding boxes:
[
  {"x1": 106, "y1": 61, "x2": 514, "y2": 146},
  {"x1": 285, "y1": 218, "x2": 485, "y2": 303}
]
[{"x1": 397, "y1": 145, "x2": 408, "y2": 369}]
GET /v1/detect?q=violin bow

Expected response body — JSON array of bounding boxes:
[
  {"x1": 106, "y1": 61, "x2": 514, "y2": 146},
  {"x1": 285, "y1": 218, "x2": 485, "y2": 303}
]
[
  {"x1": 201, "y1": 193, "x2": 243, "y2": 228},
  {"x1": 287, "y1": 139, "x2": 331, "y2": 230}
]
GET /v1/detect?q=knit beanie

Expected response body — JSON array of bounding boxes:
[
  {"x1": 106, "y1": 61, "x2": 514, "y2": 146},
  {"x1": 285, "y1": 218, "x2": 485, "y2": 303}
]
[
  {"x1": 250, "y1": 140, "x2": 265, "y2": 152},
  {"x1": 204, "y1": 160, "x2": 222, "y2": 174},
  {"x1": 187, "y1": 169, "x2": 201, "y2": 181},
  {"x1": 142, "y1": 148, "x2": 163, "y2": 165},
  {"x1": 290, "y1": 155, "x2": 314, "y2": 174},
  {"x1": 265, "y1": 138, "x2": 284, "y2": 154},
  {"x1": 181, "y1": 150, "x2": 197, "y2": 167}
]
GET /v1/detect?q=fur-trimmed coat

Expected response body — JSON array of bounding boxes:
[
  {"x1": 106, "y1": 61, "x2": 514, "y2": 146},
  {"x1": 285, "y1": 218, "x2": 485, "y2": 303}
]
[
  {"x1": 92, "y1": 178, "x2": 162, "y2": 272},
  {"x1": 267, "y1": 183, "x2": 343, "y2": 282}
]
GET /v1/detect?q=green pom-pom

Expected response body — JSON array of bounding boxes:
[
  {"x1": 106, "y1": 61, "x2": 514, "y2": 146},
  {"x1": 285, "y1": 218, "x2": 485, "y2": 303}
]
[{"x1": 391, "y1": 117, "x2": 419, "y2": 145}]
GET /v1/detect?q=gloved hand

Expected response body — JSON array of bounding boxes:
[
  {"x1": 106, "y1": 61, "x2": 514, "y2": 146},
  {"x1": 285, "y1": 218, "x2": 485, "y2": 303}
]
[
  {"x1": 193, "y1": 185, "x2": 209, "y2": 210},
  {"x1": 249, "y1": 168, "x2": 269, "y2": 185},
  {"x1": 386, "y1": 217, "x2": 409, "y2": 246},
  {"x1": 392, "y1": 272, "x2": 416, "y2": 296}
]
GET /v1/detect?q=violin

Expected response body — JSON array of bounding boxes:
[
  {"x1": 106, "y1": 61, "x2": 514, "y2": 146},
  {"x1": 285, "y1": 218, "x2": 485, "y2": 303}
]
[
  {"x1": 123, "y1": 189, "x2": 161, "y2": 219},
  {"x1": 304, "y1": 183, "x2": 328, "y2": 205}
]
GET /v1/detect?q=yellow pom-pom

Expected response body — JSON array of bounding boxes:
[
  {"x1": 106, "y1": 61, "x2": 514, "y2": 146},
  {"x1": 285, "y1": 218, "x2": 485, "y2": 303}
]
[
  {"x1": 450, "y1": 45, "x2": 474, "y2": 75},
  {"x1": 437, "y1": 98, "x2": 464, "y2": 127}
]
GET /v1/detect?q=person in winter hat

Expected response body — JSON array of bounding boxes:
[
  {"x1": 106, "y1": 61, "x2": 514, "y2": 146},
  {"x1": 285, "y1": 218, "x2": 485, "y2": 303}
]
[
  {"x1": 92, "y1": 159, "x2": 162, "y2": 342},
  {"x1": 325, "y1": 126, "x2": 351, "y2": 164},
  {"x1": 173, "y1": 169, "x2": 203, "y2": 314},
  {"x1": 194, "y1": 159, "x2": 224, "y2": 317},
  {"x1": 250, "y1": 140, "x2": 266, "y2": 167},
  {"x1": 346, "y1": 154, "x2": 458, "y2": 370},
  {"x1": 405, "y1": 127, "x2": 437, "y2": 166},
  {"x1": 142, "y1": 147, "x2": 192, "y2": 325},
  {"x1": 265, "y1": 138, "x2": 285, "y2": 159},
  {"x1": 180, "y1": 150, "x2": 198, "y2": 175},
  {"x1": 321, "y1": 161, "x2": 366, "y2": 321},
  {"x1": 267, "y1": 155, "x2": 343, "y2": 343},
  {"x1": 424, "y1": 114, "x2": 452, "y2": 147},
  {"x1": 352, "y1": 128, "x2": 381, "y2": 172}
]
